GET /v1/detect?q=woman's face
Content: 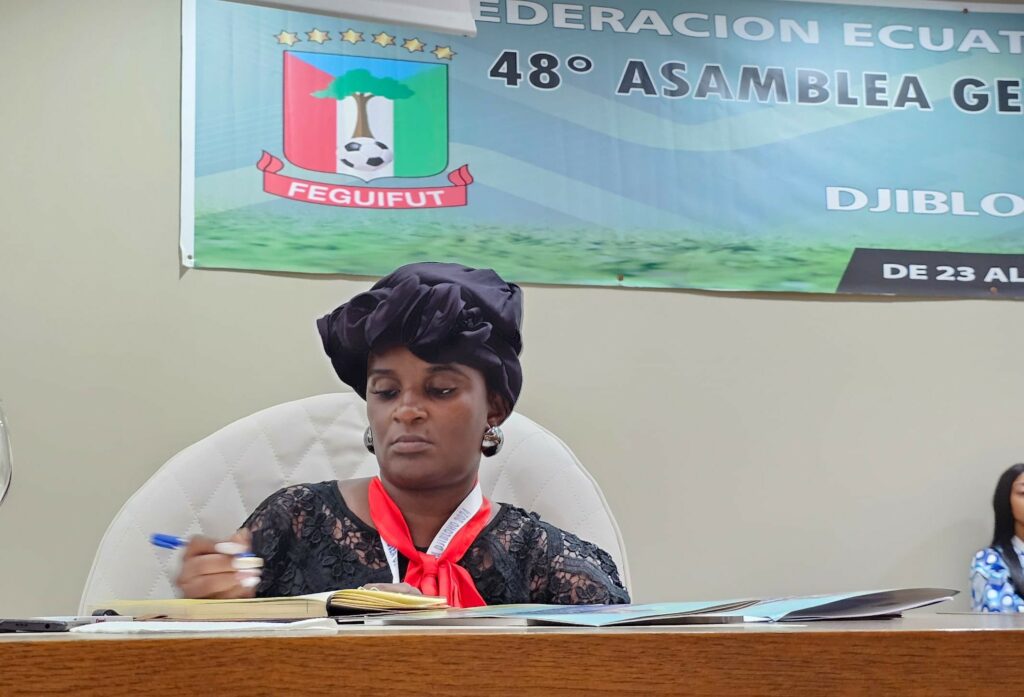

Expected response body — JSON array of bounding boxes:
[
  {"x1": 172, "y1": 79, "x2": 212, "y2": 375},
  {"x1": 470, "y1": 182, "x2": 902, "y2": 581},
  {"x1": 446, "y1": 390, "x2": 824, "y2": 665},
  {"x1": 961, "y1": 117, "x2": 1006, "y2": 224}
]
[
  {"x1": 366, "y1": 346, "x2": 505, "y2": 491},
  {"x1": 1012, "y1": 472, "x2": 1024, "y2": 533}
]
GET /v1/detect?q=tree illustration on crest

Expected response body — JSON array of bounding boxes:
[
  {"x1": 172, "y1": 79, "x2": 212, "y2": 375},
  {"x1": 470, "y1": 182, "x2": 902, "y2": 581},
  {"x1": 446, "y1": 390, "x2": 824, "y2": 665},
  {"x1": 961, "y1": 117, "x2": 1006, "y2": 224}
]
[{"x1": 313, "y1": 69, "x2": 414, "y2": 139}]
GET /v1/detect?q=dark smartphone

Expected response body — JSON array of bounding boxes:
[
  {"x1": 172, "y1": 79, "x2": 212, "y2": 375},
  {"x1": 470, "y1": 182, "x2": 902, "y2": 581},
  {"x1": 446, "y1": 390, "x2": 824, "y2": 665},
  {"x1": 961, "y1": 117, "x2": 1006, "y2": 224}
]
[{"x1": 0, "y1": 617, "x2": 106, "y2": 632}]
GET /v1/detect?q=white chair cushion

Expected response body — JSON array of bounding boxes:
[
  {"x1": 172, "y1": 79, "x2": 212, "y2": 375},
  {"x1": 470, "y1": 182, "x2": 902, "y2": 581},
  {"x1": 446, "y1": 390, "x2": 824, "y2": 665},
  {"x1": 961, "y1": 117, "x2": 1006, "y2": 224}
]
[{"x1": 79, "y1": 393, "x2": 631, "y2": 612}]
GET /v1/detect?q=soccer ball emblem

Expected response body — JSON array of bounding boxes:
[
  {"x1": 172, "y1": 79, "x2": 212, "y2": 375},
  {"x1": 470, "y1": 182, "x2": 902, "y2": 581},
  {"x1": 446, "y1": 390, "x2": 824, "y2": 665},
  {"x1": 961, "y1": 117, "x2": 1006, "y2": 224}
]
[{"x1": 340, "y1": 138, "x2": 393, "y2": 171}]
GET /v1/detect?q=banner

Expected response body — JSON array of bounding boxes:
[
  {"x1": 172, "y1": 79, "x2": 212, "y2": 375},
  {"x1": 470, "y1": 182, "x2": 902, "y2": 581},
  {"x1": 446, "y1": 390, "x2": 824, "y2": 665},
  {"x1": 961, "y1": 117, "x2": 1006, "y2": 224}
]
[{"x1": 182, "y1": 0, "x2": 1024, "y2": 297}]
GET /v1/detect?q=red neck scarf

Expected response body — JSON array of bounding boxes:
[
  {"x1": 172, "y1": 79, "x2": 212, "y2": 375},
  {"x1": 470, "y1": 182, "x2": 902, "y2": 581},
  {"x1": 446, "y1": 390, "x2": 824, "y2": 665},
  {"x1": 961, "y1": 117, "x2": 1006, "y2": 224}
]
[{"x1": 368, "y1": 477, "x2": 491, "y2": 608}]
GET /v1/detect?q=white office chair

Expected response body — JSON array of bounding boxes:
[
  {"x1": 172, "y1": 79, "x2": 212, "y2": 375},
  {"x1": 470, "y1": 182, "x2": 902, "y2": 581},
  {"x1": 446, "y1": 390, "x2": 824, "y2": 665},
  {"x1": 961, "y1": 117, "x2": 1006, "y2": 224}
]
[{"x1": 79, "y1": 393, "x2": 631, "y2": 612}]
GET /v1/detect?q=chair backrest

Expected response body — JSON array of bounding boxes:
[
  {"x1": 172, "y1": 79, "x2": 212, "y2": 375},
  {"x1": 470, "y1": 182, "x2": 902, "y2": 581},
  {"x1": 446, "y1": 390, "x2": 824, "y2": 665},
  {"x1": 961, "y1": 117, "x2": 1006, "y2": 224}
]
[{"x1": 79, "y1": 393, "x2": 631, "y2": 612}]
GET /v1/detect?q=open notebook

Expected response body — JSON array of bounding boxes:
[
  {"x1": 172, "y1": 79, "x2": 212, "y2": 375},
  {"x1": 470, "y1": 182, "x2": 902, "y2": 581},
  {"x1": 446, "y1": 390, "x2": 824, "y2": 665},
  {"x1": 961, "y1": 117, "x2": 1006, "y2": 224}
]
[
  {"x1": 366, "y1": 588, "x2": 957, "y2": 627},
  {"x1": 87, "y1": 588, "x2": 447, "y2": 621}
]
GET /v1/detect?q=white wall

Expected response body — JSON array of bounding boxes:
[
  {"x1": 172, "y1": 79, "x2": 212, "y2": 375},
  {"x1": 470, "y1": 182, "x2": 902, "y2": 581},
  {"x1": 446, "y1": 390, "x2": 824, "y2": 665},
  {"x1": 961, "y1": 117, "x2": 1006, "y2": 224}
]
[{"x1": 0, "y1": 0, "x2": 1021, "y2": 616}]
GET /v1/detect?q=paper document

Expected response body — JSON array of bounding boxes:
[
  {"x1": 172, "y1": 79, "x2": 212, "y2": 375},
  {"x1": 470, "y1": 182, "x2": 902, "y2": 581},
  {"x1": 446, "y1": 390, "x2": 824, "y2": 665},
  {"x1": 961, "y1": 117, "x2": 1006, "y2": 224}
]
[
  {"x1": 723, "y1": 588, "x2": 957, "y2": 622},
  {"x1": 71, "y1": 618, "x2": 339, "y2": 634},
  {"x1": 365, "y1": 588, "x2": 957, "y2": 627},
  {"x1": 371, "y1": 599, "x2": 756, "y2": 627}
]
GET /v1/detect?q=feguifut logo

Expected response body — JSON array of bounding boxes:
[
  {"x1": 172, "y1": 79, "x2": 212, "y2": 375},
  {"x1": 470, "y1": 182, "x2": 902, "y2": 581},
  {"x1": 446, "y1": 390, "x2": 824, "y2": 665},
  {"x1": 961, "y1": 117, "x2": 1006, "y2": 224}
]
[
  {"x1": 258, "y1": 52, "x2": 472, "y2": 209},
  {"x1": 826, "y1": 187, "x2": 1024, "y2": 218}
]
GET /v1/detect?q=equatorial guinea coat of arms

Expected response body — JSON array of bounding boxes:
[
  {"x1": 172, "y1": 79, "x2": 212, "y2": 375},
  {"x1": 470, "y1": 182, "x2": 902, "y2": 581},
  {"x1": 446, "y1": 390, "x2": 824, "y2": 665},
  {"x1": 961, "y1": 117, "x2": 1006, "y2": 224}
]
[{"x1": 258, "y1": 52, "x2": 472, "y2": 209}]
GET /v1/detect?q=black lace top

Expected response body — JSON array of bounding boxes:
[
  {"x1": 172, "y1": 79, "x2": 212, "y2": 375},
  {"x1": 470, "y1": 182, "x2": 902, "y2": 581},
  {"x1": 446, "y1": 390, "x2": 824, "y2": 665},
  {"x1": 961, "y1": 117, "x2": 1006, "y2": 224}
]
[{"x1": 242, "y1": 481, "x2": 630, "y2": 605}]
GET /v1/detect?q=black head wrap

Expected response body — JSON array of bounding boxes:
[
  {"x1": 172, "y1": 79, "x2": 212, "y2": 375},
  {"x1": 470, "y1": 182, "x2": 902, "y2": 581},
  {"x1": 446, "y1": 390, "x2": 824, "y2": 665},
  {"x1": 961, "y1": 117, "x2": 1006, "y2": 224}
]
[{"x1": 316, "y1": 262, "x2": 524, "y2": 409}]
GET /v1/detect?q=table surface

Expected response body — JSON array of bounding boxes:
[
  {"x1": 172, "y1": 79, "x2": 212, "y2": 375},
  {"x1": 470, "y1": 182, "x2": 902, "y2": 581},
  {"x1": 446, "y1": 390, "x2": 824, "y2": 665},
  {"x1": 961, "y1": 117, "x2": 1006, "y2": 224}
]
[{"x1": 3, "y1": 612, "x2": 1023, "y2": 695}]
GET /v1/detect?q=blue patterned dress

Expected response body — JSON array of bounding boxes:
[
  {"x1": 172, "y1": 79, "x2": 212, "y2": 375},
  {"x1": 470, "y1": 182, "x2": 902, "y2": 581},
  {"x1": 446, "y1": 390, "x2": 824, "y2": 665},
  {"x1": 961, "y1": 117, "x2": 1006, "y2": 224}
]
[{"x1": 970, "y1": 536, "x2": 1024, "y2": 612}]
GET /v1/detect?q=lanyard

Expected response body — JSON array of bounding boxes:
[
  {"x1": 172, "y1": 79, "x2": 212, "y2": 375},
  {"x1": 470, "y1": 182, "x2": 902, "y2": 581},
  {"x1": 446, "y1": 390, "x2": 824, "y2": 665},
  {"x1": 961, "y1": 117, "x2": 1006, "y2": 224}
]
[{"x1": 381, "y1": 481, "x2": 484, "y2": 583}]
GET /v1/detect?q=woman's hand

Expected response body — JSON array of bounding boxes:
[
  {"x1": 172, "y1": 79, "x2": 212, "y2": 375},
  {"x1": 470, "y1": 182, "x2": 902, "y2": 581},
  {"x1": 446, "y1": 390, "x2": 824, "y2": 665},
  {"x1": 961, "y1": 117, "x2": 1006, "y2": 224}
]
[
  {"x1": 361, "y1": 583, "x2": 423, "y2": 596},
  {"x1": 175, "y1": 529, "x2": 262, "y2": 599}
]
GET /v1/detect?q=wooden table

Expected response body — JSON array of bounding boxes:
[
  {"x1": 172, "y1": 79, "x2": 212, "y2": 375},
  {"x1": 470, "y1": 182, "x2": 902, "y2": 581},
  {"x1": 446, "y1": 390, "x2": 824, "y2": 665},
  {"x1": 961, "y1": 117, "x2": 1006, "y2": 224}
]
[{"x1": 2, "y1": 613, "x2": 1022, "y2": 695}]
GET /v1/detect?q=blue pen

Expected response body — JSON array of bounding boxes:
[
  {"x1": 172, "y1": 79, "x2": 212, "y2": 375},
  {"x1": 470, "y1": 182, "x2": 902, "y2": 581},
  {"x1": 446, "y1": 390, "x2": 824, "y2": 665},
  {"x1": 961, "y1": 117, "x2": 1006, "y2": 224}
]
[
  {"x1": 150, "y1": 533, "x2": 187, "y2": 550},
  {"x1": 149, "y1": 533, "x2": 262, "y2": 589},
  {"x1": 149, "y1": 533, "x2": 257, "y2": 558}
]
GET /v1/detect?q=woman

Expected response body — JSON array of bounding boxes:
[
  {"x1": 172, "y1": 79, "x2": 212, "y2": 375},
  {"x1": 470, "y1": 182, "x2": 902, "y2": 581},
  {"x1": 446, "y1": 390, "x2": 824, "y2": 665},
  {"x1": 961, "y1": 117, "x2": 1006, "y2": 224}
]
[
  {"x1": 970, "y1": 463, "x2": 1024, "y2": 612},
  {"x1": 176, "y1": 262, "x2": 629, "y2": 607}
]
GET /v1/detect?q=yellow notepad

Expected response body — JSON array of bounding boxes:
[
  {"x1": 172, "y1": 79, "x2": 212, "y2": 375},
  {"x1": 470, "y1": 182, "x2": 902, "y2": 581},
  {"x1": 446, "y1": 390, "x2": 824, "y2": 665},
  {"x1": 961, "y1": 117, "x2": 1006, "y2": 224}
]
[{"x1": 89, "y1": 588, "x2": 447, "y2": 621}]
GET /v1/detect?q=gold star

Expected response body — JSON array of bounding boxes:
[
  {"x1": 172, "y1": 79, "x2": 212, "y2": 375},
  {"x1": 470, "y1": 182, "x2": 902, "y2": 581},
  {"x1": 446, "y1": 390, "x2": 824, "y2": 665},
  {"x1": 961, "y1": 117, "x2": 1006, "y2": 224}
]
[
  {"x1": 432, "y1": 45, "x2": 455, "y2": 60},
  {"x1": 274, "y1": 30, "x2": 300, "y2": 47},
  {"x1": 340, "y1": 28, "x2": 364, "y2": 44},
  {"x1": 401, "y1": 37, "x2": 425, "y2": 53},
  {"x1": 371, "y1": 32, "x2": 395, "y2": 48},
  {"x1": 306, "y1": 28, "x2": 330, "y2": 44}
]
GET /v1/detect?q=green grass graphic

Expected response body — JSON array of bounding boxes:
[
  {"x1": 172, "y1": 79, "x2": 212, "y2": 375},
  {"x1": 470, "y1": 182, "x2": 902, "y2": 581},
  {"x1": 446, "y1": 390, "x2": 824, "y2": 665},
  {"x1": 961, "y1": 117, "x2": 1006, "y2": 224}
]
[{"x1": 193, "y1": 209, "x2": 1022, "y2": 292}]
